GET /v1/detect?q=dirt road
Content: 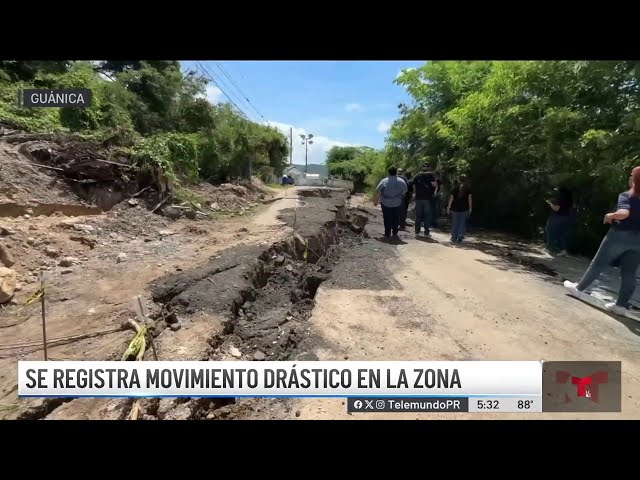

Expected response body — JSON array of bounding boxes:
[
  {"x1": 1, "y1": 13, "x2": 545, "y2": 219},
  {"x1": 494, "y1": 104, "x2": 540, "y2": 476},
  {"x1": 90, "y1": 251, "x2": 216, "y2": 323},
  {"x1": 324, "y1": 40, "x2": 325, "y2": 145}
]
[
  {"x1": 3, "y1": 181, "x2": 639, "y2": 420},
  {"x1": 287, "y1": 205, "x2": 640, "y2": 420}
]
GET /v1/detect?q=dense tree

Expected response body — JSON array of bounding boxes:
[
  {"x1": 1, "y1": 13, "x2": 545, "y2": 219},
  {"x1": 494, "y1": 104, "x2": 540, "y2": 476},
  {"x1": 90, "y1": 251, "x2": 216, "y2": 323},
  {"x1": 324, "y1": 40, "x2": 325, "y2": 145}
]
[
  {"x1": 0, "y1": 60, "x2": 289, "y2": 186},
  {"x1": 385, "y1": 60, "x2": 640, "y2": 254}
]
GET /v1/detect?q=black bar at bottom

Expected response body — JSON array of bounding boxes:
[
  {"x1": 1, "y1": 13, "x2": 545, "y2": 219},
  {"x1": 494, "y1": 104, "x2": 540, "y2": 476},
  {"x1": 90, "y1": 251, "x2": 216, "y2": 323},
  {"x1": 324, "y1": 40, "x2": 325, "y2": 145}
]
[{"x1": 347, "y1": 397, "x2": 469, "y2": 413}]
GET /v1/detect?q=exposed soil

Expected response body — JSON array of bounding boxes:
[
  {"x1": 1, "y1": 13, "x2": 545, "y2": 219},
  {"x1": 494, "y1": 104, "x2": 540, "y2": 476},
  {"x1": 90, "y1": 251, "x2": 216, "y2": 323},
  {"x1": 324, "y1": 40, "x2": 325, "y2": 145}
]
[{"x1": 3, "y1": 132, "x2": 639, "y2": 421}]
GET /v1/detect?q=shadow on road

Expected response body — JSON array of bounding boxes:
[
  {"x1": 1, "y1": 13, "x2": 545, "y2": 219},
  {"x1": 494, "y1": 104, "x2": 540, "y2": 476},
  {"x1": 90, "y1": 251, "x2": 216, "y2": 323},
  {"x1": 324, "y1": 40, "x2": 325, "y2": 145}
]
[
  {"x1": 441, "y1": 238, "x2": 559, "y2": 279},
  {"x1": 414, "y1": 235, "x2": 439, "y2": 244},
  {"x1": 374, "y1": 236, "x2": 408, "y2": 246},
  {"x1": 565, "y1": 294, "x2": 640, "y2": 338}
]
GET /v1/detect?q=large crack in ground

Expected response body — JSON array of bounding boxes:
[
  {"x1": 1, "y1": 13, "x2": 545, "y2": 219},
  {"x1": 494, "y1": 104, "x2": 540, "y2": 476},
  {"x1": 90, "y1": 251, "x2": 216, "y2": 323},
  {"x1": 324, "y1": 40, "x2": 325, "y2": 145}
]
[
  {"x1": 141, "y1": 188, "x2": 368, "y2": 420},
  {"x1": 17, "y1": 188, "x2": 368, "y2": 420}
]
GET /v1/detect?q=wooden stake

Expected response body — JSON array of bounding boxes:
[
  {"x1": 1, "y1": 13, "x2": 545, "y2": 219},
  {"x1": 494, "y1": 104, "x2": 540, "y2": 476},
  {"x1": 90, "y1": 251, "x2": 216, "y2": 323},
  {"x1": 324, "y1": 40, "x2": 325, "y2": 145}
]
[
  {"x1": 136, "y1": 296, "x2": 158, "y2": 361},
  {"x1": 40, "y1": 272, "x2": 48, "y2": 361}
]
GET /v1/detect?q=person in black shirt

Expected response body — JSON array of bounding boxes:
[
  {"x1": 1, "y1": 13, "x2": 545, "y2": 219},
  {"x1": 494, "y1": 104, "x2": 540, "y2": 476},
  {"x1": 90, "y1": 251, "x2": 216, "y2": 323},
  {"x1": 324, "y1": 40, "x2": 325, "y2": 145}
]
[
  {"x1": 564, "y1": 167, "x2": 640, "y2": 316},
  {"x1": 545, "y1": 187, "x2": 573, "y2": 256},
  {"x1": 397, "y1": 168, "x2": 413, "y2": 230},
  {"x1": 412, "y1": 163, "x2": 438, "y2": 235},
  {"x1": 447, "y1": 175, "x2": 472, "y2": 243}
]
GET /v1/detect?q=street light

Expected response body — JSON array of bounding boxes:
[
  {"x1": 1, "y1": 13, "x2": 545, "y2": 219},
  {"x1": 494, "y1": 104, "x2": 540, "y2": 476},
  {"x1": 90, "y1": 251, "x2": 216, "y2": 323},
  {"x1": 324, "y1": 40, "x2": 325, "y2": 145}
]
[{"x1": 300, "y1": 134, "x2": 314, "y2": 174}]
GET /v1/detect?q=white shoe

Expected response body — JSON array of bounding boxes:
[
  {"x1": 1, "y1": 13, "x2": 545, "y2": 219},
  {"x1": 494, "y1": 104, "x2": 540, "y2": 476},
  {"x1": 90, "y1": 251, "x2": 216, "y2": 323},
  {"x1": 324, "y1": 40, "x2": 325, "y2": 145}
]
[
  {"x1": 563, "y1": 281, "x2": 591, "y2": 301},
  {"x1": 604, "y1": 303, "x2": 628, "y2": 316}
]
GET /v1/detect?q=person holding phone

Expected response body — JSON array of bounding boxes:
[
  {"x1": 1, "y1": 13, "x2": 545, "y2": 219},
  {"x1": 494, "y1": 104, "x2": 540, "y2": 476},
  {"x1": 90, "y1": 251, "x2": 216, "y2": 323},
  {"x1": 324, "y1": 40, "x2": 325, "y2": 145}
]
[
  {"x1": 564, "y1": 167, "x2": 640, "y2": 317},
  {"x1": 545, "y1": 187, "x2": 573, "y2": 256}
]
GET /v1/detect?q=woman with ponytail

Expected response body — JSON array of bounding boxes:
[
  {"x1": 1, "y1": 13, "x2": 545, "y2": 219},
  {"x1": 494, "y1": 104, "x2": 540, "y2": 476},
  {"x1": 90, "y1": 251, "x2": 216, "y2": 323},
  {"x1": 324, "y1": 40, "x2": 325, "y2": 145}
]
[{"x1": 564, "y1": 167, "x2": 640, "y2": 317}]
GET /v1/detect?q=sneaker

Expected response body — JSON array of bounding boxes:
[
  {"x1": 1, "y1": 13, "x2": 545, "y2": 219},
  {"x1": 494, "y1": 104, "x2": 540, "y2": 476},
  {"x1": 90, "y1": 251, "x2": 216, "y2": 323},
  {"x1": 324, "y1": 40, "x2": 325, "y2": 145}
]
[
  {"x1": 605, "y1": 303, "x2": 629, "y2": 316},
  {"x1": 563, "y1": 280, "x2": 579, "y2": 293},
  {"x1": 563, "y1": 281, "x2": 591, "y2": 301}
]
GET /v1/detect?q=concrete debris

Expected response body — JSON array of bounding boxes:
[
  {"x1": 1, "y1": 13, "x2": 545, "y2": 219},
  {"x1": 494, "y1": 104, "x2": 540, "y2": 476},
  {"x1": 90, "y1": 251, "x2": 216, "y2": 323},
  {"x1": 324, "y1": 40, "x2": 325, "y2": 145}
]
[
  {"x1": 229, "y1": 346, "x2": 242, "y2": 358},
  {"x1": 116, "y1": 253, "x2": 128, "y2": 263},
  {"x1": 0, "y1": 267, "x2": 17, "y2": 304},
  {"x1": 44, "y1": 247, "x2": 59, "y2": 258},
  {"x1": 169, "y1": 323, "x2": 182, "y2": 332},
  {"x1": 253, "y1": 351, "x2": 266, "y2": 361},
  {"x1": 128, "y1": 199, "x2": 139, "y2": 207}
]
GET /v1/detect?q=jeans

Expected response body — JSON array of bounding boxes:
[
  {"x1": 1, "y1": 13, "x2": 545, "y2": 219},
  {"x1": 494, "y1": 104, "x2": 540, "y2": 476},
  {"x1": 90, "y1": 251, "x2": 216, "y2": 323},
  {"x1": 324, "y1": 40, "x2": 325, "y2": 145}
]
[
  {"x1": 451, "y1": 210, "x2": 469, "y2": 241},
  {"x1": 546, "y1": 214, "x2": 572, "y2": 252},
  {"x1": 414, "y1": 199, "x2": 432, "y2": 234},
  {"x1": 430, "y1": 196, "x2": 439, "y2": 227},
  {"x1": 400, "y1": 199, "x2": 409, "y2": 228},
  {"x1": 577, "y1": 229, "x2": 640, "y2": 307},
  {"x1": 381, "y1": 205, "x2": 401, "y2": 236}
]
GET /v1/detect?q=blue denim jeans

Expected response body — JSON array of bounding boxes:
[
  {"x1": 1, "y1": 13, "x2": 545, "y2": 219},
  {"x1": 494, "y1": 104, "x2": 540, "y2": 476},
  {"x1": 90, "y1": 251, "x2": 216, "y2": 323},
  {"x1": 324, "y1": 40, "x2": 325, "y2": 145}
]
[
  {"x1": 451, "y1": 211, "x2": 469, "y2": 241},
  {"x1": 546, "y1": 214, "x2": 572, "y2": 252},
  {"x1": 414, "y1": 199, "x2": 432, "y2": 234},
  {"x1": 430, "y1": 196, "x2": 439, "y2": 227},
  {"x1": 577, "y1": 229, "x2": 640, "y2": 307}
]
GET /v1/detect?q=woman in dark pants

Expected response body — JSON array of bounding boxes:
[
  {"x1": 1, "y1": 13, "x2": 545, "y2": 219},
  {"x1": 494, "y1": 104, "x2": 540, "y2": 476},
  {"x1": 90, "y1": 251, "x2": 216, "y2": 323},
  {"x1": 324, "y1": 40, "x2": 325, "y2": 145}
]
[
  {"x1": 546, "y1": 187, "x2": 573, "y2": 256},
  {"x1": 447, "y1": 175, "x2": 472, "y2": 243},
  {"x1": 564, "y1": 167, "x2": 640, "y2": 318}
]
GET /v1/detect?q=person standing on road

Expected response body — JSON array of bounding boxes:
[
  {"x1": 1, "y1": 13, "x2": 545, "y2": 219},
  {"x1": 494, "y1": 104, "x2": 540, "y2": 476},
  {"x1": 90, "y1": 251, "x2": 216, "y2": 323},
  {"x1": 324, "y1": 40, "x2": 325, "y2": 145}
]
[
  {"x1": 564, "y1": 167, "x2": 640, "y2": 317},
  {"x1": 447, "y1": 175, "x2": 472, "y2": 243},
  {"x1": 431, "y1": 173, "x2": 442, "y2": 228},
  {"x1": 545, "y1": 187, "x2": 573, "y2": 256},
  {"x1": 397, "y1": 168, "x2": 413, "y2": 230},
  {"x1": 374, "y1": 166, "x2": 408, "y2": 238},
  {"x1": 412, "y1": 163, "x2": 438, "y2": 236}
]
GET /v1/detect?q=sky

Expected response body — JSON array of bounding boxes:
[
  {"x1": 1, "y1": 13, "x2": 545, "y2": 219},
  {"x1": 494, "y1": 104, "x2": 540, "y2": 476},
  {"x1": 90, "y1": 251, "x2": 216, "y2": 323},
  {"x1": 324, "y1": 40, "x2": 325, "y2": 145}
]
[{"x1": 181, "y1": 61, "x2": 425, "y2": 165}]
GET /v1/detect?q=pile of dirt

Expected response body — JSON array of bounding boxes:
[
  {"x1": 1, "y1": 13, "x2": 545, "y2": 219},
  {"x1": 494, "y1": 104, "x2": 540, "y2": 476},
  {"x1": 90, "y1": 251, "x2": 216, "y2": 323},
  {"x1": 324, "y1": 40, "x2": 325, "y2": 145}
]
[{"x1": 192, "y1": 182, "x2": 266, "y2": 214}]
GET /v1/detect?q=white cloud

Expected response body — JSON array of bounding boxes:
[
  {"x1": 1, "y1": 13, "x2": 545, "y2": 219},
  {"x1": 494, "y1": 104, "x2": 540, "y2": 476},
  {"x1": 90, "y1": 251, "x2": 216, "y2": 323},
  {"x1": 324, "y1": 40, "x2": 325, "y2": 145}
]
[
  {"x1": 206, "y1": 85, "x2": 223, "y2": 104},
  {"x1": 267, "y1": 121, "x2": 354, "y2": 165},
  {"x1": 345, "y1": 102, "x2": 364, "y2": 112},
  {"x1": 197, "y1": 85, "x2": 223, "y2": 104},
  {"x1": 377, "y1": 121, "x2": 391, "y2": 133},
  {"x1": 395, "y1": 67, "x2": 416, "y2": 80}
]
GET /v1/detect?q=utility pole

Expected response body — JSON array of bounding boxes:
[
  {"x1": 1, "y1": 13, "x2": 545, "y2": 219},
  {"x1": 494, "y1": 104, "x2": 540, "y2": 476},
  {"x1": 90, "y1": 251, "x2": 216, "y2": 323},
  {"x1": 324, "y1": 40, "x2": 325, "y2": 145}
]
[
  {"x1": 299, "y1": 133, "x2": 314, "y2": 174},
  {"x1": 289, "y1": 127, "x2": 293, "y2": 165}
]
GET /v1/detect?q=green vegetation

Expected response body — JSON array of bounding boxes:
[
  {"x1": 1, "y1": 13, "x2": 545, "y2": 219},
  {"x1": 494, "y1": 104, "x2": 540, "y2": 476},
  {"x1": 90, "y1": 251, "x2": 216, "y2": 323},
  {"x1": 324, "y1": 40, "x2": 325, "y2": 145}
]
[
  {"x1": 0, "y1": 61, "x2": 289, "y2": 185},
  {"x1": 332, "y1": 61, "x2": 640, "y2": 255},
  {"x1": 326, "y1": 146, "x2": 386, "y2": 192}
]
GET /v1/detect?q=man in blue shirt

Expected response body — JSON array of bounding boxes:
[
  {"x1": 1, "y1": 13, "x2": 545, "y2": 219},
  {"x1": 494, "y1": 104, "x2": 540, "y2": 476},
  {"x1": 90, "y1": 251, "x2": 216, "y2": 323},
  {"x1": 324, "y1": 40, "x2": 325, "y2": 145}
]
[{"x1": 373, "y1": 166, "x2": 408, "y2": 238}]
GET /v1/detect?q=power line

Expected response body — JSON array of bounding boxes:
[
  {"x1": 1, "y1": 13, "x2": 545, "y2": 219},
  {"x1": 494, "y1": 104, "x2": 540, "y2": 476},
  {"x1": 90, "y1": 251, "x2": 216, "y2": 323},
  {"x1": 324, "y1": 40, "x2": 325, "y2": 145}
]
[
  {"x1": 215, "y1": 62, "x2": 268, "y2": 124},
  {"x1": 194, "y1": 61, "x2": 250, "y2": 120},
  {"x1": 209, "y1": 66, "x2": 258, "y2": 123}
]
